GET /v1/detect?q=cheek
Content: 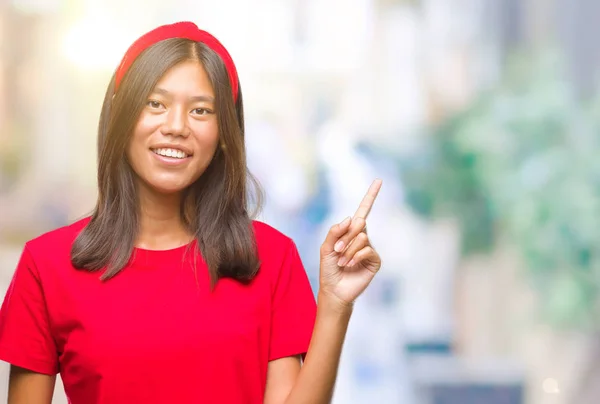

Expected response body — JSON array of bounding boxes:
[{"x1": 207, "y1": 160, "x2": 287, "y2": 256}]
[
  {"x1": 127, "y1": 114, "x2": 158, "y2": 168},
  {"x1": 126, "y1": 131, "x2": 146, "y2": 171},
  {"x1": 192, "y1": 125, "x2": 220, "y2": 165}
]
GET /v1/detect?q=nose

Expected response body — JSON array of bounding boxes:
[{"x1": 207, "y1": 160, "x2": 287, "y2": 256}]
[{"x1": 161, "y1": 106, "x2": 189, "y2": 137}]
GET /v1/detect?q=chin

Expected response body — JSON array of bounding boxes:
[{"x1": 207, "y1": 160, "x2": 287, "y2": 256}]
[
  {"x1": 143, "y1": 178, "x2": 194, "y2": 195},
  {"x1": 152, "y1": 185, "x2": 187, "y2": 195}
]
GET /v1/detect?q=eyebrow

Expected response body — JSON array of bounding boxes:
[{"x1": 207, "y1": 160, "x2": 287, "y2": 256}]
[{"x1": 153, "y1": 87, "x2": 215, "y2": 103}]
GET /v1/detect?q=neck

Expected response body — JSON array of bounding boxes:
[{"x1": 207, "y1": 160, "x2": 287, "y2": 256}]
[{"x1": 136, "y1": 183, "x2": 192, "y2": 250}]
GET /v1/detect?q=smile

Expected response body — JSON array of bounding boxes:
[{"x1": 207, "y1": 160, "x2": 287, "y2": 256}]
[{"x1": 151, "y1": 148, "x2": 189, "y2": 159}]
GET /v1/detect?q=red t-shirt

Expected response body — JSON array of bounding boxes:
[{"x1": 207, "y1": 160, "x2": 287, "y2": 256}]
[{"x1": 0, "y1": 218, "x2": 316, "y2": 403}]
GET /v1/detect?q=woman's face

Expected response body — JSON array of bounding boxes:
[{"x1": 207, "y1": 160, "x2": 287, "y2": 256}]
[{"x1": 127, "y1": 60, "x2": 219, "y2": 195}]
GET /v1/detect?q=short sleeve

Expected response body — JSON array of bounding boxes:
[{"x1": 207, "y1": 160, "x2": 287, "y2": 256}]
[
  {"x1": 0, "y1": 246, "x2": 58, "y2": 375},
  {"x1": 269, "y1": 239, "x2": 317, "y2": 361}
]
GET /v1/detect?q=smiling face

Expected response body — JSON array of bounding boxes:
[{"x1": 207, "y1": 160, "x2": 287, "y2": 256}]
[{"x1": 126, "y1": 60, "x2": 220, "y2": 195}]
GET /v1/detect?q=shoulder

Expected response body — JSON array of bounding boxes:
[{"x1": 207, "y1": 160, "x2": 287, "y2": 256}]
[
  {"x1": 252, "y1": 220, "x2": 293, "y2": 249},
  {"x1": 251, "y1": 220, "x2": 300, "y2": 267},
  {"x1": 24, "y1": 216, "x2": 91, "y2": 261},
  {"x1": 8, "y1": 216, "x2": 91, "y2": 286}
]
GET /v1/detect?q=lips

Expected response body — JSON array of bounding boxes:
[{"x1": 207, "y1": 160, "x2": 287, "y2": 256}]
[{"x1": 151, "y1": 147, "x2": 189, "y2": 159}]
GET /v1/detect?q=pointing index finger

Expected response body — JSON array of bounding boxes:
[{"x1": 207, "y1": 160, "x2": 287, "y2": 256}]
[{"x1": 354, "y1": 179, "x2": 383, "y2": 220}]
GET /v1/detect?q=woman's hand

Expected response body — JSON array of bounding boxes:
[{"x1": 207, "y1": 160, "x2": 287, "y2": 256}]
[{"x1": 319, "y1": 179, "x2": 382, "y2": 307}]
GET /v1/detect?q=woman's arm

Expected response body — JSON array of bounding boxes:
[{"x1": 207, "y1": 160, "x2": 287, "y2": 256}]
[
  {"x1": 8, "y1": 365, "x2": 56, "y2": 404},
  {"x1": 264, "y1": 293, "x2": 351, "y2": 404},
  {"x1": 265, "y1": 180, "x2": 382, "y2": 404},
  {"x1": 285, "y1": 293, "x2": 352, "y2": 404}
]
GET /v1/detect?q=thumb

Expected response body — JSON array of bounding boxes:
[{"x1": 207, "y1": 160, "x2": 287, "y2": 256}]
[{"x1": 320, "y1": 217, "x2": 352, "y2": 255}]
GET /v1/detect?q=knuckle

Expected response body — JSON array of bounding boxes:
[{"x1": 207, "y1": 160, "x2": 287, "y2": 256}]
[
  {"x1": 354, "y1": 217, "x2": 367, "y2": 229},
  {"x1": 358, "y1": 232, "x2": 369, "y2": 242},
  {"x1": 320, "y1": 243, "x2": 329, "y2": 255}
]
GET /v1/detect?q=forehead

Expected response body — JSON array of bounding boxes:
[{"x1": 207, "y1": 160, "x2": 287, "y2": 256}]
[{"x1": 154, "y1": 60, "x2": 214, "y2": 96}]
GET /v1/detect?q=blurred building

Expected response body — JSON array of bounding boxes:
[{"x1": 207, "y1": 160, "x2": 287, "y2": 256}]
[{"x1": 2, "y1": 1, "x2": 600, "y2": 403}]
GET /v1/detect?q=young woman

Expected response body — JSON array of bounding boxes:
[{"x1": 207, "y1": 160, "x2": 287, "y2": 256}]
[{"x1": 0, "y1": 22, "x2": 382, "y2": 404}]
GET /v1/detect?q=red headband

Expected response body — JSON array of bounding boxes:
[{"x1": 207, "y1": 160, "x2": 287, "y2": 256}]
[{"x1": 114, "y1": 22, "x2": 239, "y2": 101}]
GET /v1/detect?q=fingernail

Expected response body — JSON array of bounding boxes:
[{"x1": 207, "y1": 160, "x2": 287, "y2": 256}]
[
  {"x1": 338, "y1": 256, "x2": 348, "y2": 267},
  {"x1": 334, "y1": 240, "x2": 344, "y2": 253},
  {"x1": 347, "y1": 259, "x2": 356, "y2": 267}
]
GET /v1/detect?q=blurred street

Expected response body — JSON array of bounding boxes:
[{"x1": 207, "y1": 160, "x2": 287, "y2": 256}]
[{"x1": 2, "y1": 0, "x2": 600, "y2": 403}]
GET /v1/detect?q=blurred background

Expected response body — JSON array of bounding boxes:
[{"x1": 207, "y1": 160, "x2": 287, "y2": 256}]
[{"x1": 1, "y1": 0, "x2": 599, "y2": 403}]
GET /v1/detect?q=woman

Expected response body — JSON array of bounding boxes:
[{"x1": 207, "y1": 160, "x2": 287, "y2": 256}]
[{"x1": 0, "y1": 22, "x2": 382, "y2": 404}]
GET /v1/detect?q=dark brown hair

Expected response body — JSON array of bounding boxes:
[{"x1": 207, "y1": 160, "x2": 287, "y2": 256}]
[{"x1": 71, "y1": 38, "x2": 263, "y2": 285}]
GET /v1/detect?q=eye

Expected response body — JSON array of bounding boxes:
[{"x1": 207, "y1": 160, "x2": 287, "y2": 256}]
[
  {"x1": 147, "y1": 100, "x2": 163, "y2": 109},
  {"x1": 192, "y1": 108, "x2": 212, "y2": 116}
]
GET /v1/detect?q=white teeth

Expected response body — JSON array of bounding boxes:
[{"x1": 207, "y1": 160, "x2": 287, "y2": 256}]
[{"x1": 152, "y1": 148, "x2": 188, "y2": 159}]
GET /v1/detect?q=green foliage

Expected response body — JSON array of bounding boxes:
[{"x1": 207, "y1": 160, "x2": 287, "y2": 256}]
[
  {"x1": 0, "y1": 122, "x2": 27, "y2": 192},
  {"x1": 400, "y1": 51, "x2": 600, "y2": 329}
]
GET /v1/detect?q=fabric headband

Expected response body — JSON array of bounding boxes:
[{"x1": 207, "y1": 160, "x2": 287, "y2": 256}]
[{"x1": 114, "y1": 21, "x2": 239, "y2": 101}]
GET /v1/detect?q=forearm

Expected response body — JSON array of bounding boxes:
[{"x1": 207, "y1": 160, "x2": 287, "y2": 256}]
[{"x1": 284, "y1": 291, "x2": 353, "y2": 404}]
